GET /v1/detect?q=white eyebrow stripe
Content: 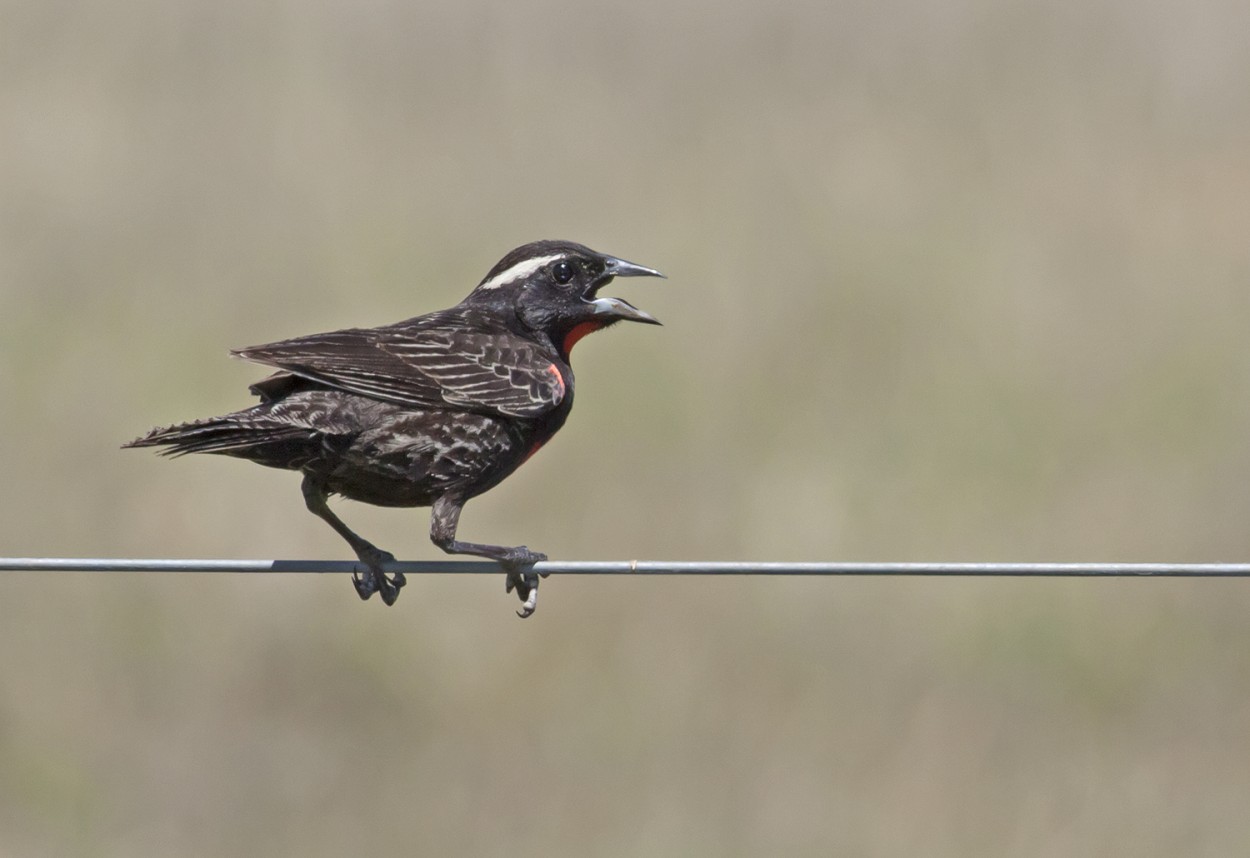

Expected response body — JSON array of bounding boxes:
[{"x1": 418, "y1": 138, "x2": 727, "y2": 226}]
[{"x1": 475, "y1": 254, "x2": 564, "y2": 291}]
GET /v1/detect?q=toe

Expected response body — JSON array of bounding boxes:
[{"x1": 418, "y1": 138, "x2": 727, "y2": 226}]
[
  {"x1": 516, "y1": 587, "x2": 538, "y2": 618},
  {"x1": 352, "y1": 571, "x2": 376, "y2": 601}
]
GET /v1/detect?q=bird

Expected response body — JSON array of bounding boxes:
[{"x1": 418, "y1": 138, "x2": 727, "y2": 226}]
[{"x1": 125, "y1": 240, "x2": 664, "y2": 616}]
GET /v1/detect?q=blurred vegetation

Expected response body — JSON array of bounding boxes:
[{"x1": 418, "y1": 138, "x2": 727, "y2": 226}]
[{"x1": 3, "y1": 0, "x2": 1250, "y2": 854}]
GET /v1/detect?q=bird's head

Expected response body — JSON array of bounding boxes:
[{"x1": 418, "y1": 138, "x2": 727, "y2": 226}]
[{"x1": 467, "y1": 240, "x2": 664, "y2": 356}]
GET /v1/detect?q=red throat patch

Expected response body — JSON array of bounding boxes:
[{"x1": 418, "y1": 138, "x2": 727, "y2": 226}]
[{"x1": 562, "y1": 321, "x2": 605, "y2": 354}]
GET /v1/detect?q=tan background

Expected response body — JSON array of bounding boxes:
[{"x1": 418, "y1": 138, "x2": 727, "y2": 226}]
[{"x1": 3, "y1": 0, "x2": 1250, "y2": 854}]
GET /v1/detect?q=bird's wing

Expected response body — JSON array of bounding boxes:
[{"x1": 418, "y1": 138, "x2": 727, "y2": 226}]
[{"x1": 233, "y1": 316, "x2": 567, "y2": 419}]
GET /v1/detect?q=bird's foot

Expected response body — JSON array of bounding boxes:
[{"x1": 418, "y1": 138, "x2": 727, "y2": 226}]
[
  {"x1": 505, "y1": 569, "x2": 541, "y2": 618},
  {"x1": 351, "y1": 547, "x2": 404, "y2": 606},
  {"x1": 502, "y1": 547, "x2": 547, "y2": 619}
]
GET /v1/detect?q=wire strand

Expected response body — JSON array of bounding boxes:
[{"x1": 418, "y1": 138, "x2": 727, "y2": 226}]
[{"x1": 3, "y1": 558, "x2": 1250, "y2": 576}]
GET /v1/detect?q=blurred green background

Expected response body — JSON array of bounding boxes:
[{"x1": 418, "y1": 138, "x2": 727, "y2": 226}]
[{"x1": 3, "y1": 0, "x2": 1250, "y2": 854}]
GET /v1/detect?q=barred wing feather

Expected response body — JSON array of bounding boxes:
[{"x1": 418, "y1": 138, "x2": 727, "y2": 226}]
[{"x1": 233, "y1": 322, "x2": 565, "y2": 419}]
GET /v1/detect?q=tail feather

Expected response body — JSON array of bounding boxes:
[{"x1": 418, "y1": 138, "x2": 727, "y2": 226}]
[
  {"x1": 124, "y1": 414, "x2": 319, "y2": 463},
  {"x1": 126, "y1": 387, "x2": 371, "y2": 470}
]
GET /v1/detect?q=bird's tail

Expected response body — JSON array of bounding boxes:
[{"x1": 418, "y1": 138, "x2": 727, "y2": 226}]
[{"x1": 123, "y1": 411, "x2": 318, "y2": 465}]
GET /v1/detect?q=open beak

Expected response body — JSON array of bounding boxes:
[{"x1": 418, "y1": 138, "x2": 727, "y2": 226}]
[
  {"x1": 603, "y1": 255, "x2": 665, "y2": 280},
  {"x1": 588, "y1": 296, "x2": 661, "y2": 325},
  {"x1": 588, "y1": 255, "x2": 665, "y2": 325}
]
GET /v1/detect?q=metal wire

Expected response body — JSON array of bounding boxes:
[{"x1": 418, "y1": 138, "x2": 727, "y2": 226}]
[{"x1": 3, "y1": 558, "x2": 1250, "y2": 577}]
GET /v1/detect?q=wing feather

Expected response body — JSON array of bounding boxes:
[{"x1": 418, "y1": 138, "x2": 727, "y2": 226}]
[{"x1": 233, "y1": 313, "x2": 565, "y2": 419}]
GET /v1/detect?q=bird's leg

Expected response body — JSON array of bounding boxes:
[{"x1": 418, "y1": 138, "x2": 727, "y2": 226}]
[
  {"x1": 430, "y1": 495, "x2": 547, "y2": 618},
  {"x1": 301, "y1": 474, "x2": 405, "y2": 606}
]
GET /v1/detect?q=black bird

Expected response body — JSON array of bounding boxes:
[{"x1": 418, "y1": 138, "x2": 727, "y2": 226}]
[{"x1": 125, "y1": 240, "x2": 663, "y2": 615}]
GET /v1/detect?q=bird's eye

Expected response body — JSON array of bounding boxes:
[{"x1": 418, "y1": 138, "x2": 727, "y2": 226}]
[{"x1": 551, "y1": 261, "x2": 574, "y2": 285}]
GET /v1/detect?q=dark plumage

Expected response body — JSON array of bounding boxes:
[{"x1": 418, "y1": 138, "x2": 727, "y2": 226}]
[{"x1": 126, "y1": 240, "x2": 663, "y2": 615}]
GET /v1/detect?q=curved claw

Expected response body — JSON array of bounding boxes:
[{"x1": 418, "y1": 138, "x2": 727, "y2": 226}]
[
  {"x1": 516, "y1": 586, "x2": 538, "y2": 619},
  {"x1": 351, "y1": 547, "x2": 403, "y2": 606},
  {"x1": 378, "y1": 569, "x2": 406, "y2": 606},
  {"x1": 379, "y1": 580, "x2": 400, "y2": 606},
  {"x1": 352, "y1": 570, "x2": 376, "y2": 600},
  {"x1": 506, "y1": 567, "x2": 542, "y2": 618}
]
